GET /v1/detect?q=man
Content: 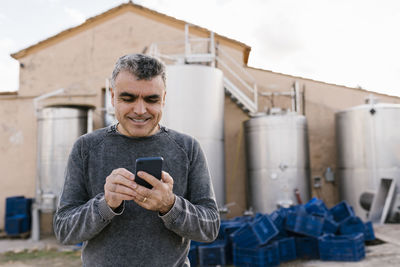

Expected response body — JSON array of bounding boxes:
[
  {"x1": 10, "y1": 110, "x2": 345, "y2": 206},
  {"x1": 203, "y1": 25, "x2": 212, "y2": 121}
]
[{"x1": 54, "y1": 54, "x2": 220, "y2": 266}]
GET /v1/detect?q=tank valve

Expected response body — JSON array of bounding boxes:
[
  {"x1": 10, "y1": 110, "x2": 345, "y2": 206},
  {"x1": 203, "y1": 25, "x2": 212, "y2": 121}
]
[
  {"x1": 294, "y1": 189, "x2": 303, "y2": 204},
  {"x1": 370, "y1": 108, "x2": 376, "y2": 115}
]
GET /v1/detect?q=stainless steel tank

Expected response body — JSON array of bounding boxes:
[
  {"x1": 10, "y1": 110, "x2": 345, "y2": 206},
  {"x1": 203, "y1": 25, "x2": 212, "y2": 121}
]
[
  {"x1": 36, "y1": 106, "x2": 88, "y2": 211},
  {"x1": 162, "y1": 65, "x2": 225, "y2": 207},
  {"x1": 244, "y1": 113, "x2": 310, "y2": 213},
  {"x1": 336, "y1": 103, "x2": 400, "y2": 220}
]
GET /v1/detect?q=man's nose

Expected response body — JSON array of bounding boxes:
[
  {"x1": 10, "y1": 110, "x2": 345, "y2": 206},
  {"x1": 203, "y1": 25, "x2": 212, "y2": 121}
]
[{"x1": 133, "y1": 99, "x2": 146, "y2": 115}]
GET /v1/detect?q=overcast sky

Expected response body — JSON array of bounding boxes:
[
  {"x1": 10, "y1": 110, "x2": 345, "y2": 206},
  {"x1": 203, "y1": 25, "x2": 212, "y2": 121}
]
[{"x1": 1, "y1": 0, "x2": 399, "y2": 97}]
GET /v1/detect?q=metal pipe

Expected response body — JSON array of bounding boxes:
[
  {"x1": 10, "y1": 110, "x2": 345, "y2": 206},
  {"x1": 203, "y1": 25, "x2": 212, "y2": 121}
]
[
  {"x1": 295, "y1": 82, "x2": 301, "y2": 114},
  {"x1": 291, "y1": 83, "x2": 296, "y2": 112},
  {"x1": 31, "y1": 202, "x2": 40, "y2": 241},
  {"x1": 259, "y1": 91, "x2": 294, "y2": 97},
  {"x1": 254, "y1": 84, "x2": 258, "y2": 112},
  {"x1": 210, "y1": 31, "x2": 215, "y2": 68},
  {"x1": 87, "y1": 109, "x2": 93, "y2": 133},
  {"x1": 185, "y1": 24, "x2": 190, "y2": 60},
  {"x1": 33, "y1": 88, "x2": 65, "y2": 116}
]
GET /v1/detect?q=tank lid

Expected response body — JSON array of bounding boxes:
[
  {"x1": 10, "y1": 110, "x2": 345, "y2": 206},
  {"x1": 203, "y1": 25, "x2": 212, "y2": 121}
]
[
  {"x1": 336, "y1": 102, "x2": 400, "y2": 114},
  {"x1": 250, "y1": 112, "x2": 267, "y2": 118},
  {"x1": 267, "y1": 107, "x2": 286, "y2": 115}
]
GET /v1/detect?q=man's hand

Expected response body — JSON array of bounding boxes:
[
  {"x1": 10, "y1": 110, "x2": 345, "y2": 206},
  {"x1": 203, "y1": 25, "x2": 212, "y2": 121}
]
[
  {"x1": 104, "y1": 168, "x2": 137, "y2": 209},
  {"x1": 133, "y1": 171, "x2": 176, "y2": 214}
]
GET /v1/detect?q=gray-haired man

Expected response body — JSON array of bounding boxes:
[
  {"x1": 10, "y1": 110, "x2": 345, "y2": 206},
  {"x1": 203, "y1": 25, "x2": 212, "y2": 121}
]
[{"x1": 54, "y1": 54, "x2": 220, "y2": 266}]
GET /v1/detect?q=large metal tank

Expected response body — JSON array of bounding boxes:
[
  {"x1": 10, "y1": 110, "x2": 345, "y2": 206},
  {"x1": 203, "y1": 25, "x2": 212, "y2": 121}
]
[
  {"x1": 36, "y1": 106, "x2": 88, "y2": 211},
  {"x1": 336, "y1": 103, "x2": 400, "y2": 220},
  {"x1": 244, "y1": 113, "x2": 310, "y2": 213},
  {"x1": 162, "y1": 65, "x2": 225, "y2": 207}
]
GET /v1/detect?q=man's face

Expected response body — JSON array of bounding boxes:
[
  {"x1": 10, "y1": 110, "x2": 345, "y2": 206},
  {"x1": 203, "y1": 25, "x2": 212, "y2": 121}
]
[{"x1": 111, "y1": 70, "x2": 166, "y2": 138}]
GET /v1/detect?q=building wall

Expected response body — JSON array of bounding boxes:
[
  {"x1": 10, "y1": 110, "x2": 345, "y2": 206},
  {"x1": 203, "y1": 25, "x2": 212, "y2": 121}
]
[
  {"x1": 0, "y1": 9, "x2": 247, "y2": 229},
  {"x1": 0, "y1": 97, "x2": 37, "y2": 227},
  {"x1": 223, "y1": 95, "x2": 250, "y2": 217}
]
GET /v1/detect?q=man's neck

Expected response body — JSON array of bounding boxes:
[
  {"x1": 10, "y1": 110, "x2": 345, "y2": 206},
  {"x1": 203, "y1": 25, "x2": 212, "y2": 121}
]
[{"x1": 116, "y1": 123, "x2": 160, "y2": 137}]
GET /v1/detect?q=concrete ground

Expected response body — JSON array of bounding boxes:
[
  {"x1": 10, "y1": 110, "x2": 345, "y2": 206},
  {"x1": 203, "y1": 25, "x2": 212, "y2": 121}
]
[
  {"x1": 0, "y1": 237, "x2": 60, "y2": 254},
  {"x1": 0, "y1": 224, "x2": 399, "y2": 266}
]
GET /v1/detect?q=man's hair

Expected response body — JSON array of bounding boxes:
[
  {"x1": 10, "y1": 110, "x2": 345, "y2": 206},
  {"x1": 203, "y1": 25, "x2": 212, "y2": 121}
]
[{"x1": 111, "y1": 54, "x2": 166, "y2": 88}]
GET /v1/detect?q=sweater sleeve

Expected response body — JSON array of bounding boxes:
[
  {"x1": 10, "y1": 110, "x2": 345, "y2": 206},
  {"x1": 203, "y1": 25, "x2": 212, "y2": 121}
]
[
  {"x1": 53, "y1": 137, "x2": 123, "y2": 245},
  {"x1": 160, "y1": 139, "x2": 220, "y2": 242}
]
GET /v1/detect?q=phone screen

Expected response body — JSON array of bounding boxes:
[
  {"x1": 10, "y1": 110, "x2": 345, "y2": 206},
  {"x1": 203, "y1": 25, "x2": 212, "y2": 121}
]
[{"x1": 135, "y1": 157, "x2": 163, "y2": 189}]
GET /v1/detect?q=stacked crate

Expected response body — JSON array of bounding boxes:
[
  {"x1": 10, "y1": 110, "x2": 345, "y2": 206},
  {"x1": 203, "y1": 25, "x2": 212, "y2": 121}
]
[
  {"x1": 189, "y1": 197, "x2": 375, "y2": 266},
  {"x1": 4, "y1": 196, "x2": 33, "y2": 236}
]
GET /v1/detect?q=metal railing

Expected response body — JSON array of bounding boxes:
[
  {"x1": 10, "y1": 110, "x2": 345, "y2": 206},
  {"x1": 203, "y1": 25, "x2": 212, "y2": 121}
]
[
  {"x1": 147, "y1": 24, "x2": 258, "y2": 113},
  {"x1": 215, "y1": 47, "x2": 258, "y2": 113}
]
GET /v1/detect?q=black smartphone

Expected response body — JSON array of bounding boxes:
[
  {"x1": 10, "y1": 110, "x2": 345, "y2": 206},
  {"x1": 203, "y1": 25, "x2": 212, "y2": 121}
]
[{"x1": 135, "y1": 157, "x2": 163, "y2": 189}]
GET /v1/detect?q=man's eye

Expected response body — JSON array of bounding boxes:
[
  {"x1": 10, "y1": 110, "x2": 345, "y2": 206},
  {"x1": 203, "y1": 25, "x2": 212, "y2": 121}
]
[
  {"x1": 121, "y1": 97, "x2": 134, "y2": 102},
  {"x1": 146, "y1": 98, "x2": 159, "y2": 103}
]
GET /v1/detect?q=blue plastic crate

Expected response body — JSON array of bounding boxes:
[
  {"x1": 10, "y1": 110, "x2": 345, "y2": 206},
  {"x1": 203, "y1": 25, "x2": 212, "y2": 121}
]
[
  {"x1": 295, "y1": 237, "x2": 319, "y2": 259},
  {"x1": 233, "y1": 242, "x2": 280, "y2": 267},
  {"x1": 6, "y1": 197, "x2": 33, "y2": 217},
  {"x1": 198, "y1": 241, "x2": 226, "y2": 266},
  {"x1": 285, "y1": 212, "x2": 324, "y2": 237},
  {"x1": 275, "y1": 237, "x2": 296, "y2": 262},
  {"x1": 5, "y1": 214, "x2": 31, "y2": 235},
  {"x1": 5, "y1": 196, "x2": 24, "y2": 216},
  {"x1": 322, "y1": 216, "x2": 339, "y2": 234},
  {"x1": 286, "y1": 205, "x2": 306, "y2": 214},
  {"x1": 305, "y1": 197, "x2": 329, "y2": 216},
  {"x1": 231, "y1": 216, "x2": 279, "y2": 248},
  {"x1": 329, "y1": 201, "x2": 355, "y2": 223},
  {"x1": 222, "y1": 223, "x2": 243, "y2": 264},
  {"x1": 318, "y1": 233, "x2": 365, "y2": 261},
  {"x1": 189, "y1": 245, "x2": 198, "y2": 267},
  {"x1": 254, "y1": 213, "x2": 264, "y2": 220},
  {"x1": 339, "y1": 216, "x2": 365, "y2": 235},
  {"x1": 269, "y1": 210, "x2": 286, "y2": 232},
  {"x1": 364, "y1": 221, "x2": 375, "y2": 241},
  {"x1": 251, "y1": 215, "x2": 279, "y2": 245},
  {"x1": 215, "y1": 220, "x2": 244, "y2": 265},
  {"x1": 232, "y1": 215, "x2": 254, "y2": 223},
  {"x1": 231, "y1": 223, "x2": 260, "y2": 248},
  {"x1": 219, "y1": 220, "x2": 244, "y2": 241}
]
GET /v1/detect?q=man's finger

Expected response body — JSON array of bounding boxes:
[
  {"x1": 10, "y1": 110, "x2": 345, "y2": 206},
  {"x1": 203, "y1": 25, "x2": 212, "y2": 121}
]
[
  {"x1": 108, "y1": 191, "x2": 135, "y2": 201},
  {"x1": 109, "y1": 174, "x2": 137, "y2": 190},
  {"x1": 113, "y1": 168, "x2": 135, "y2": 181},
  {"x1": 136, "y1": 171, "x2": 161, "y2": 188},
  {"x1": 161, "y1": 171, "x2": 174, "y2": 185},
  {"x1": 112, "y1": 184, "x2": 136, "y2": 197}
]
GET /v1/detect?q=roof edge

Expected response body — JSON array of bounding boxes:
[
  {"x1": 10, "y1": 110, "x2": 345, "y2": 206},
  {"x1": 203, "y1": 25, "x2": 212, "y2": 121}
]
[
  {"x1": 11, "y1": 2, "x2": 251, "y2": 64},
  {"x1": 0, "y1": 91, "x2": 18, "y2": 96},
  {"x1": 246, "y1": 65, "x2": 400, "y2": 100}
]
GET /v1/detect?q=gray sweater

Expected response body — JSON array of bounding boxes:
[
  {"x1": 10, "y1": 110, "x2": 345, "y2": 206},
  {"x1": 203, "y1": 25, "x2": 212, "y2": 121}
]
[{"x1": 53, "y1": 125, "x2": 220, "y2": 267}]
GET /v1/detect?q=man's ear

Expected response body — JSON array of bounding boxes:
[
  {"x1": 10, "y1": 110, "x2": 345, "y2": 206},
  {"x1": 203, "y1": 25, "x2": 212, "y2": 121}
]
[
  {"x1": 110, "y1": 87, "x2": 115, "y2": 107},
  {"x1": 162, "y1": 90, "x2": 166, "y2": 106}
]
